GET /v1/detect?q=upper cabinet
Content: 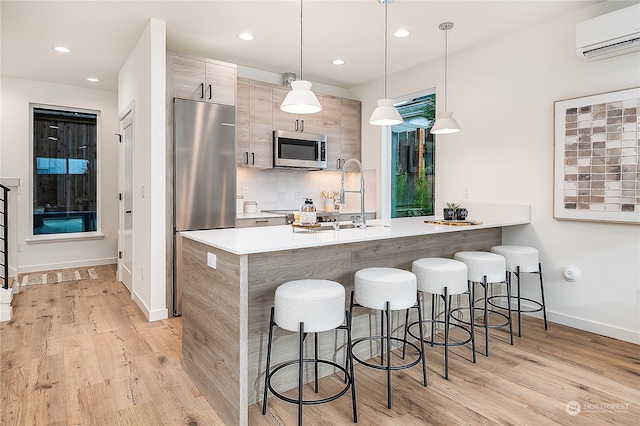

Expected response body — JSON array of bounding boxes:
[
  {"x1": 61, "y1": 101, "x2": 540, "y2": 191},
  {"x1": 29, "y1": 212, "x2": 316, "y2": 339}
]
[
  {"x1": 272, "y1": 87, "x2": 324, "y2": 135},
  {"x1": 170, "y1": 52, "x2": 236, "y2": 106},
  {"x1": 236, "y1": 77, "x2": 362, "y2": 170},
  {"x1": 236, "y1": 78, "x2": 273, "y2": 168},
  {"x1": 338, "y1": 99, "x2": 362, "y2": 169}
]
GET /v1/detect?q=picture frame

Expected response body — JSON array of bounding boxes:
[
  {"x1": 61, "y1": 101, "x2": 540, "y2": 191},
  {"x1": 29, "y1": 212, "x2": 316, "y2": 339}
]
[{"x1": 553, "y1": 87, "x2": 639, "y2": 224}]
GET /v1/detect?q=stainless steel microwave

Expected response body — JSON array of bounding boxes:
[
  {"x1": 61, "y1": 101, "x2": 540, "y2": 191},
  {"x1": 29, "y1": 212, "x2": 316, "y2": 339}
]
[{"x1": 273, "y1": 130, "x2": 327, "y2": 170}]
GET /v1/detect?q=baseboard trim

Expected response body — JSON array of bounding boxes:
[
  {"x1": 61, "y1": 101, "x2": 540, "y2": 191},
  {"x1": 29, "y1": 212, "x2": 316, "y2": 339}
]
[
  {"x1": 19, "y1": 257, "x2": 117, "y2": 274},
  {"x1": 546, "y1": 310, "x2": 640, "y2": 345},
  {"x1": 131, "y1": 290, "x2": 168, "y2": 322}
]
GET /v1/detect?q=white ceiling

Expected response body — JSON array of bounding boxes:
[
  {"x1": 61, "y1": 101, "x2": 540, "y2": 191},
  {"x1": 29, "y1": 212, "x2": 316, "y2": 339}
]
[{"x1": 1, "y1": 0, "x2": 601, "y2": 92}]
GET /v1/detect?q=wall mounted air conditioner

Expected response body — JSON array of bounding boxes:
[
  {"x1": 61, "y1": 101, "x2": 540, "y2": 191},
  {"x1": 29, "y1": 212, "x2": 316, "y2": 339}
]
[{"x1": 576, "y1": 3, "x2": 640, "y2": 61}]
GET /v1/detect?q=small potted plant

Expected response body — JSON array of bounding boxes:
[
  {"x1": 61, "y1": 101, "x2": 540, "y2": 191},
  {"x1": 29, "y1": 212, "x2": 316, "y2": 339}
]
[
  {"x1": 443, "y1": 202, "x2": 458, "y2": 220},
  {"x1": 455, "y1": 205, "x2": 468, "y2": 220}
]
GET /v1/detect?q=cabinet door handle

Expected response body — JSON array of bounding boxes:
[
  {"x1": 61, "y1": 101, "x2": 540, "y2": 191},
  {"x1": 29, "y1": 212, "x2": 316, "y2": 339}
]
[
  {"x1": 300, "y1": 119, "x2": 304, "y2": 132},
  {"x1": 125, "y1": 210, "x2": 132, "y2": 214},
  {"x1": 337, "y1": 159, "x2": 341, "y2": 169},
  {"x1": 295, "y1": 119, "x2": 299, "y2": 132},
  {"x1": 199, "y1": 83, "x2": 204, "y2": 99},
  {"x1": 255, "y1": 220, "x2": 269, "y2": 224},
  {"x1": 208, "y1": 84, "x2": 212, "y2": 100},
  {"x1": 244, "y1": 152, "x2": 249, "y2": 165},
  {"x1": 251, "y1": 152, "x2": 255, "y2": 165}
]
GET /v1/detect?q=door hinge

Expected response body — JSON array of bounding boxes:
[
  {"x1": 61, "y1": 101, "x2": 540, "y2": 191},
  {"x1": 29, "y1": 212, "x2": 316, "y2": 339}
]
[{"x1": 118, "y1": 251, "x2": 122, "y2": 259}]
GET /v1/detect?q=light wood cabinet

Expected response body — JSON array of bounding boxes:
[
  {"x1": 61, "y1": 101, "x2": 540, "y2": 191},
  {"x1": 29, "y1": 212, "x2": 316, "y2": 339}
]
[
  {"x1": 339, "y1": 99, "x2": 362, "y2": 168},
  {"x1": 235, "y1": 216, "x2": 286, "y2": 228},
  {"x1": 322, "y1": 97, "x2": 342, "y2": 171},
  {"x1": 236, "y1": 78, "x2": 273, "y2": 168},
  {"x1": 236, "y1": 78, "x2": 362, "y2": 170},
  {"x1": 272, "y1": 87, "x2": 324, "y2": 135},
  {"x1": 170, "y1": 53, "x2": 236, "y2": 106},
  {"x1": 322, "y1": 98, "x2": 362, "y2": 171}
]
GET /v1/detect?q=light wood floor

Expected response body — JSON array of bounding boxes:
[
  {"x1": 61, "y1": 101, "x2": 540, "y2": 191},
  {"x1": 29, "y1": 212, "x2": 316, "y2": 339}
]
[{"x1": 1, "y1": 264, "x2": 639, "y2": 425}]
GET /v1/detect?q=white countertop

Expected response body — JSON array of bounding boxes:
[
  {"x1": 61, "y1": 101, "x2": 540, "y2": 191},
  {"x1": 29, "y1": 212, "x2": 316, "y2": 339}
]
[{"x1": 183, "y1": 204, "x2": 530, "y2": 255}]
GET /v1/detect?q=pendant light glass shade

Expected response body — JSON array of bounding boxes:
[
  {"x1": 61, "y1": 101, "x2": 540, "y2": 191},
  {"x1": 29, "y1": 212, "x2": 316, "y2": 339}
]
[
  {"x1": 431, "y1": 22, "x2": 461, "y2": 135},
  {"x1": 280, "y1": 80, "x2": 322, "y2": 114},
  {"x1": 369, "y1": 0, "x2": 402, "y2": 126},
  {"x1": 280, "y1": 0, "x2": 322, "y2": 115},
  {"x1": 369, "y1": 99, "x2": 402, "y2": 126}
]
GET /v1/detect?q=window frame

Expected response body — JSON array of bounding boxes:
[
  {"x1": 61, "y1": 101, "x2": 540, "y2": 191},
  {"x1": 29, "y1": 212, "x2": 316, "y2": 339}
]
[{"x1": 27, "y1": 103, "x2": 104, "y2": 243}]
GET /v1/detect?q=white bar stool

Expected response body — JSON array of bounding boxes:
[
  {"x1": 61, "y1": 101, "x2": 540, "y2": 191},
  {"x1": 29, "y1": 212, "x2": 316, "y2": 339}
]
[
  {"x1": 349, "y1": 267, "x2": 426, "y2": 409},
  {"x1": 454, "y1": 251, "x2": 514, "y2": 356},
  {"x1": 262, "y1": 279, "x2": 357, "y2": 426},
  {"x1": 490, "y1": 245, "x2": 548, "y2": 337},
  {"x1": 407, "y1": 258, "x2": 476, "y2": 379}
]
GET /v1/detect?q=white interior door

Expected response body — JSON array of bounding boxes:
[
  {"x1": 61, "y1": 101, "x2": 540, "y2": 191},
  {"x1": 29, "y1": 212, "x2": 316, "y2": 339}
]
[{"x1": 118, "y1": 110, "x2": 134, "y2": 291}]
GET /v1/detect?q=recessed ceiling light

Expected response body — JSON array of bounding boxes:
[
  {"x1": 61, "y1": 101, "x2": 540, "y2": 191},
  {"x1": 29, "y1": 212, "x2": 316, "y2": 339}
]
[
  {"x1": 87, "y1": 77, "x2": 100, "y2": 83},
  {"x1": 238, "y1": 33, "x2": 254, "y2": 41},
  {"x1": 394, "y1": 29, "x2": 410, "y2": 38},
  {"x1": 332, "y1": 59, "x2": 345, "y2": 65},
  {"x1": 54, "y1": 46, "x2": 72, "y2": 53}
]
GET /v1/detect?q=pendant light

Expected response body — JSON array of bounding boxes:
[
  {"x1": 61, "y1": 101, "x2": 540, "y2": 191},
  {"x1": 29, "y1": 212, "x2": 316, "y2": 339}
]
[
  {"x1": 431, "y1": 22, "x2": 461, "y2": 135},
  {"x1": 280, "y1": 0, "x2": 322, "y2": 114},
  {"x1": 369, "y1": 0, "x2": 403, "y2": 126}
]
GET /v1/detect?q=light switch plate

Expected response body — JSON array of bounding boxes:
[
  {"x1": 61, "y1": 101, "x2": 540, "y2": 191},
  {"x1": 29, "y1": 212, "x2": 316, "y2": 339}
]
[{"x1": 207, "y1": 252, "x2": 217, "y2": 269}]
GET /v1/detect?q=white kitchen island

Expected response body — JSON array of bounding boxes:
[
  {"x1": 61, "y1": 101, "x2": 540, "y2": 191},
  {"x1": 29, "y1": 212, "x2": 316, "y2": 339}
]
[{"x1": 180, "y1": 205, "x2": 529, "y2": 426}]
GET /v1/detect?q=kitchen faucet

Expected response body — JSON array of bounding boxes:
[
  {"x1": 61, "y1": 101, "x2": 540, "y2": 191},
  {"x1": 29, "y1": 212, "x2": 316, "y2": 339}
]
[{"x1": 339, "y1": 158, "x2": 366, "y2": 229}]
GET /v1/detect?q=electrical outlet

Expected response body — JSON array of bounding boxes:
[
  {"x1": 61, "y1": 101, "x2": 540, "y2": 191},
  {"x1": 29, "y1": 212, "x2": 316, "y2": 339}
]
[
  {"x1": 141, "y1": 265, "x2": 144, "y2": 279},
  {"x1": 243, "y1": 187, "x2": 249, "y2": 197},
  {"x1": 463, "y1": 188, "x2": 470, "y2": 199},
  {"x1": 141, "y1": 185, "x2": 146, "y2": 198},
  {"x1": 207, "y1": 252, "x2": 217, "y2": 269},
  {"x1": 17, "y1": 242, "x2": 21, "y2": 252}
]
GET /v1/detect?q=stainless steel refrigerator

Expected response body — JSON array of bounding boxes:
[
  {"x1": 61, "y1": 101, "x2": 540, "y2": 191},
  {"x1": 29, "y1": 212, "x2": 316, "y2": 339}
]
[{"x1": 173, "y1": 98, "x2": 236, "y2": 316}]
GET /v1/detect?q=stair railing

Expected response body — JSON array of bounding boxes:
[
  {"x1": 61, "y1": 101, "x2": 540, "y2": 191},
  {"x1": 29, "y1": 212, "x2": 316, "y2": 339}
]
[{"x1": 0, "y1": 184, "x2": 9, "y2": 290}]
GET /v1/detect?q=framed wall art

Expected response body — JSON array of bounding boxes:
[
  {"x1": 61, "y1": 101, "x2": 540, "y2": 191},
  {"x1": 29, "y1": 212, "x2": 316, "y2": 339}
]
[{"x1": 554, "y1": 87, "x2": 639, "y2": 224}]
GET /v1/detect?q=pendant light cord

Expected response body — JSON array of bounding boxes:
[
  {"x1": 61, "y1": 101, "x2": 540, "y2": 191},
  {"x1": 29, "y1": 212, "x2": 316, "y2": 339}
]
[
  {"x1": 443, "y1": 27, "x2": 448, "y2": 111},
  {"x1": 383, "y1": 0, "x2": 388, "y2": 99},
  {"x1": 299, "y1": 0, "x2": 303, "y2": 80}
]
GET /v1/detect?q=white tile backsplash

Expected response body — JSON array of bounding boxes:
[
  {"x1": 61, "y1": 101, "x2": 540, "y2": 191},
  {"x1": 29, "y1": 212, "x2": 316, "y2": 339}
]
[{"x1": 237, "y1": 167, "x2": 376, "y2": 213}]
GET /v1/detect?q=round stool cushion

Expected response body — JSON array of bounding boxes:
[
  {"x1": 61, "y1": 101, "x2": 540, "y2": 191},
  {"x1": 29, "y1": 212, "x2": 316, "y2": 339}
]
[
  {"x1": 491, "y1": 245, "x2": 539, "y2": 273},
  {"x1": 274, "y1": 279, "x2": 345, "y2": 333},
  {"x1": 354, "y1": 267, "x2": 416, "y2": 311},
  {"x1": 454, "y1": 251, "x2": 506, "y2": 283},
  {"x1": 412, "y1": 258, "x2": 468, "y2": 296}
]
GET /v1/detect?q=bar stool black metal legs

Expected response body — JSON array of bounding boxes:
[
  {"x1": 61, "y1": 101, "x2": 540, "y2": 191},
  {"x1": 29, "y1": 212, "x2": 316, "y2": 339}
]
[
  {"x1": 491, "y1": 245, "x2": 548, "y2": 337},
  {"x1": 262, "y1": 279, "x2": 357, "y2": 425},
  {"x1": 349, "y1": 267, "x2": 427, "y2": 409}
]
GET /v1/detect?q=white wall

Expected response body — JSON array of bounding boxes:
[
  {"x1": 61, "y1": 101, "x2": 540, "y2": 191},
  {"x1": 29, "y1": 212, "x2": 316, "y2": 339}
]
[
  {"x1": 353, "y1": 2, "x2": 640, "y2": 343},
  {"x1": 118, "y1": 18, "x2": 168, "y2": 321},
  {"x1": 0, "y1": 76, "x2": 118, "y2": 272}
]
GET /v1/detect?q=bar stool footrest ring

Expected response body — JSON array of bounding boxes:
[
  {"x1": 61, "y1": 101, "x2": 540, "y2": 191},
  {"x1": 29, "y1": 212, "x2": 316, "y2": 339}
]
[
  {"x1": 266, "y1": 358, "x2": 352, "y2": 406},
  {"x1": 351, "y1": 336, "x2": 422, "y2": 371},
  {"x1": 487, "y1": 295, "x2": 544, "y2": 314},
  {"x1": 406, "y1": 320, "x2": 473, "y2": 347},
  {"x1": 450, "y1": 306, "x2": 511, "y2": 329}
]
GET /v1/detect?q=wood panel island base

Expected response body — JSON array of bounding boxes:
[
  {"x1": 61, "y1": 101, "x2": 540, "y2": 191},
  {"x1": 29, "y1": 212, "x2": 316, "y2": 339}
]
[{"x1": 180, "y1": 210, "x2": 529, "y2": 425}]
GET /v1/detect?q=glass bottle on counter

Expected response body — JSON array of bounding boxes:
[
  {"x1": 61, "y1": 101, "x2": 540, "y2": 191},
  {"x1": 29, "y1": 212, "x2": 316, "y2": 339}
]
[{"x1": 300, "y1": 198, "x2": 317, "y2": 226}]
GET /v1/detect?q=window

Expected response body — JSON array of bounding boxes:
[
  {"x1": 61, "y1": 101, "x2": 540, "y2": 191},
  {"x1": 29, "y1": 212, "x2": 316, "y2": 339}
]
[
  {"x1": 31, "y1": 106, "x2": 98, "y2": 236},
  {"x1": 391, "y1": 94, "x2": 436, "y2": 218}
]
